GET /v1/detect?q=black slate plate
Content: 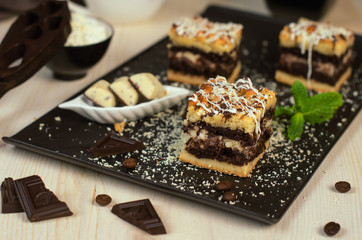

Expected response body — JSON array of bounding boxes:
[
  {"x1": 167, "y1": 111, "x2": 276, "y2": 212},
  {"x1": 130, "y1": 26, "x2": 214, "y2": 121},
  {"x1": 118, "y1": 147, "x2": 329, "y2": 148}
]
[{"x1": 3, "y1": 5, "x2": 362, "y2": 224}]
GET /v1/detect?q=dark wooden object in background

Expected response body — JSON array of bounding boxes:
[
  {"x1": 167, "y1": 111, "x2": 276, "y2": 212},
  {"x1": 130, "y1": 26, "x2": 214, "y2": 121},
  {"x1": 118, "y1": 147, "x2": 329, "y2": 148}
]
[{"x1": 0, "y1": 0, "x2": 70, "y2": 98}]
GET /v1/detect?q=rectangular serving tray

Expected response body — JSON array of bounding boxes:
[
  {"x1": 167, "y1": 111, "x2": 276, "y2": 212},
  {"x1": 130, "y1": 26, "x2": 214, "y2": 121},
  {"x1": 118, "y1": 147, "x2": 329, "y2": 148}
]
[{"x1": 3, "y1": 5, "x2": 362, "y2": 224}]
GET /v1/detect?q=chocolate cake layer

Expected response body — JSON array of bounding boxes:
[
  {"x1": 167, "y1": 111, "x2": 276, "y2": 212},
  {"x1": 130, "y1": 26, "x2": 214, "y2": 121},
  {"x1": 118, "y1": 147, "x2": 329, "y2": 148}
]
[
  {"x1": 278, "y1": 55, "x2": 352, "y2": 85},
  {"x1": 183, "y1": 107, "x2": 275, "y2": 146},
  {"x1": 280, "y1": 47, "x2": 353, "y2": 65},
  {"x1": 168, "y1": 46, "x2": 240, "y2": 78},
  {"x1": 185, "y1": 127, "x2": 272, "y2": 166},
  {"x1": 169, "y1": 46, "x2": 239, "y2": 63}
]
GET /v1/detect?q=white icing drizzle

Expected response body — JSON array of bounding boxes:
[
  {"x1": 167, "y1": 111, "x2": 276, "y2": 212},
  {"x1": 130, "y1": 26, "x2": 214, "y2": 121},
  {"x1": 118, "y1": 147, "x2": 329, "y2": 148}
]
[
  {"x1": 287, "y1": 18, "x2": 352, "y2": 82},
  {"x1": 189, "y1": 76, "x2": 268, "y2": 137},
  {"x1": 173, "y1": 16, "x2": 243, "y2": 45}
]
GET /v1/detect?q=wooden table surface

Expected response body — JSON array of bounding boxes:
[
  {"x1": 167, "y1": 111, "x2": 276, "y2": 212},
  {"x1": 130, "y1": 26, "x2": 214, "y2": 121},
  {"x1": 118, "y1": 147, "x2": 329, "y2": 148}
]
[{"x1": 0, "y1": 0, "x2": 361, "y2": 239}]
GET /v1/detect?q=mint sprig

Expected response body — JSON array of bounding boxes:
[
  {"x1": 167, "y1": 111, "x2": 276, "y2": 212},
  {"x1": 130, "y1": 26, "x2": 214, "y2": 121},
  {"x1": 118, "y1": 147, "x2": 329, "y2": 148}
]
[{"x1": 275, "y1": 81, "x2": 343, "y2": 141}]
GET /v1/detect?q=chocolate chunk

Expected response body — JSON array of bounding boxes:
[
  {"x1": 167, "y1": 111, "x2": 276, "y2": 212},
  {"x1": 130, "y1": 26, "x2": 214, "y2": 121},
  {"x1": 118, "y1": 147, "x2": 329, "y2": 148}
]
[
  {"x1": 95, "y1": 194, "x2": 112, "y2": 206},
  {"x1": 89, "y1": 131, "x2": 145, "y2": 157},
  {"x1": 1, "y1": 178, "x2": 23, "y2": 213},
  {"x1": 14, "y1": 175, "x2": 72, "y2": 222},
  {"x1": 216, "y1": 180, "x2": 232, "y2": 191},
  {"x1": 324, "y1": 222, "x2": 340, "y2": 236},
  {"x1": 222, "y1": 191, "x2": 237, "y2": 201},
  {"x1": 335, "y1": 181, "x2": 351, "y2": 193},
  {"x1": 122, "y1": 158, "x2": 138, "y2": 169},
  {"x1": 111, "y1": 199, "x2": 166, "y2": 235}
]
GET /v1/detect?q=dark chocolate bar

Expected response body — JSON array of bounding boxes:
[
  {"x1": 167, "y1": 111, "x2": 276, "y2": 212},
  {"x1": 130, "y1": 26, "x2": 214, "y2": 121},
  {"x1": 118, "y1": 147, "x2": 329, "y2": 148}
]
[
  {"x1": 14, "y1": 175, "x2": 72, "y2": 222},
  {"x1": 1, "y1": 178, "x2": 24, "y2": 213},
  {"x1": 111, "y1": 199, "x2": 166, "y2": 235},
  {"x1": 89, "y1": 131, "x2": 145, "y2": 157}
]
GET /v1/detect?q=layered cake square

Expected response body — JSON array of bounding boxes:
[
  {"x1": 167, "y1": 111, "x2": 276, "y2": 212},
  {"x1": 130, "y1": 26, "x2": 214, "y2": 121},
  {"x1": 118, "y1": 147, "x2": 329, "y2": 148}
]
[
  {"x1": 275, "y1": 18, "x2": 354, "y2": 92},
  {"x1": 180, "y1": 76, "x2": 277, "y2": 177},
  {"x1": 168, "y1": 16, "x2": 243, "y2": 85}
]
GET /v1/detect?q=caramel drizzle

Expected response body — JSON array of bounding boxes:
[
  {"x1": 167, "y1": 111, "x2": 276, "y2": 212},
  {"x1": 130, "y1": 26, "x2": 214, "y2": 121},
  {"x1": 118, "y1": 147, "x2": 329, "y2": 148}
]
[
  {"x1": 189, "y1": 76, "x2": 268, "y2": 137},
  {"x1": 173, "y1": 16, "x2": 242, "y2": 45},
  {"x1": 288, "y1": 18, "x2": 352, "y2": 83}
]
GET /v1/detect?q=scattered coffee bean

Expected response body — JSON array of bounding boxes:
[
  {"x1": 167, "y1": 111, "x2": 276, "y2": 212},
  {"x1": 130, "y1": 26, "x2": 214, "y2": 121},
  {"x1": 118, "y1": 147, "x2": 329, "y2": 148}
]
[
  {"x1": 324, "y1": 222, "x2": 340, "y2": 236},
  {"x1": 222, "y1": 191, "x2": 237, "y2": 202},
  {"x1": 122, "y1": 158, "x2": 138, "y2": 169},
  {"x1": 216, "y1": 180, "x2": 233, "y2": 191},
  {"x1": 95, "y1": 194, "x2": 112, "y2": 206},
  {"x1": 335, "y1": 181, "x2": 351, "y2": 193}
]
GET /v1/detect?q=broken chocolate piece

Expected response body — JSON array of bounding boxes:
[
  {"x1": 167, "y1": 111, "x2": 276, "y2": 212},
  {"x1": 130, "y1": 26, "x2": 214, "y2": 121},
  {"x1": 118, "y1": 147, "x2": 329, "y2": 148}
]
[
  {"x1": 14, "y1": 175, "x2": 72, "y2": 222},
  {"x1": 89, "y1": 131, "x2": 145, "y2": 157},
  {"x1": 111, "y1": 199, "x2": 166, "y2": 235},
  {"x1": 1, "y1": 178, "x2": 23, "y2": 213}
]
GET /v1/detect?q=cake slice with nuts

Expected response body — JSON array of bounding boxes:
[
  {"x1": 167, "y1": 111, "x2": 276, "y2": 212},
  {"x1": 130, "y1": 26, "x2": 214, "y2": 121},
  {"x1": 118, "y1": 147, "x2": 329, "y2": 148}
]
[
  {"x1": 275, "y1": 18, "x2": 354, "y2": 92},
  {"x1": 180, "y1": 76, "x2": 276, "y2": 177},
  {"x1": 168, "y1": 16, "x2": 243, "y2": 85}
]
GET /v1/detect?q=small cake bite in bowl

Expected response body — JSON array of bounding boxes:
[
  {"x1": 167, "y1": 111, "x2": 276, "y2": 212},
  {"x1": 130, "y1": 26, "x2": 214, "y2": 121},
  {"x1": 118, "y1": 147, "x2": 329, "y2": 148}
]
[
  {"x1": 84, "y1": 80, "x2": 116, "y2": 107},
  {"x1": 110, "y1": 76, "x2": 139, "y2": 106},
  {"x1": 129, "y1": 73, "x2": 166, "y2": 101}
]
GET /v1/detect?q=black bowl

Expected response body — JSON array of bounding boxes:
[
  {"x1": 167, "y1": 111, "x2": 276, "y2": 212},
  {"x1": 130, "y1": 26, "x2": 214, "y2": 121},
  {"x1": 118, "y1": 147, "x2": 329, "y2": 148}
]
[{"x1": 46, "y1": 15, "x2": 113, "y2": 80}]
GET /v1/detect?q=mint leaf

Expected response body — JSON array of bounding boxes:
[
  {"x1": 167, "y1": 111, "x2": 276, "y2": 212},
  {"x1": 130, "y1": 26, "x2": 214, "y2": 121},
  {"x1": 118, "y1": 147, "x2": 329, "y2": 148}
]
[
  {"x1": 274, "y1": 81, "x2": 343, "y2": 141},
  {"x1": 288, "y1": 112, "x2": 304, "y2": 141},
  {"x1": 303, "y1": 92, "x2": 343, "y2": 124},
  {"x1": 291, "y1": 81, "x2": 309, "y2": 111},
  {"x1": 275, "y1": 105, "x2": 295, "y2": 117}
]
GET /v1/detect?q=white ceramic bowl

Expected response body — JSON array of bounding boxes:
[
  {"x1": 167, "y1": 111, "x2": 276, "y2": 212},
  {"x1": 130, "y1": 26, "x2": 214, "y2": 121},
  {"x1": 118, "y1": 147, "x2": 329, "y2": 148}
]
[
  {"x1": 84, "y1": 0, "x2": 165, "y2": 24},
  {"x1": 58, "y1": 85, "x2": 191, "y2": 123}
]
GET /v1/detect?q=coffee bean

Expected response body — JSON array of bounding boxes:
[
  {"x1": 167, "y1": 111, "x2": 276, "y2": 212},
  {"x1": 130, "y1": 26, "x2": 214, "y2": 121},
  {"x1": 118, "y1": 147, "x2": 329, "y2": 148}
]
[
  {"x1": 335, "y1": 181, "x2": 351, "y2": 193},
  {"x1": 96, "y1": 194, "x2": 112, "y2": 206},
  {"x1": 123, "y1": 158, "x2": 138, "y2": 169},
  {"x1": 324, "y1": 222, "x2": 340, "y2": 236},
  {"x1": 216, "y1": 180, "x2": 233, "y2": 191},
  {"x1": 222, "y1": 191, "x2": 237, "y2": 201}
]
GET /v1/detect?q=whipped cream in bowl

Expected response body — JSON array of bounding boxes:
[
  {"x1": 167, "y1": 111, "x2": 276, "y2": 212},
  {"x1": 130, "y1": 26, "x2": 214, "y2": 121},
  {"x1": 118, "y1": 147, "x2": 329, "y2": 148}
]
[
  {"x1": 46, "y1": 11, "x2": 114, "y2": 80},
  {"x1": 65, "y1": 12, "x2": 112, "y2": 47}
]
